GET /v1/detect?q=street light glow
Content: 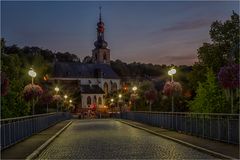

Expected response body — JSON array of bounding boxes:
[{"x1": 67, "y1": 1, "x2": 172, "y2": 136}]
[
  {"x1": 55, "y1": 87, "x2": 59, "y2": 92},
  {"x1": 118, "y1": 94, "x2": 122, "y2": 98},
  {"x1": 69, "y1": 99, "x2": 72, "y2": 103},
  {"x1": 132, "y1": 86, "x2": 138, "y2": 92},
  {"x1": 28, "y1": 69, "x2": 37, "y2": 78},
  {"x1": 168, "y1": 68, "x2": 176, "y2": 76},
  {"x1": 64, "y1": 95, "x2": 68, "y2": 99},
  {"x1": 111, "y1": 98, "x2": 114, "y2": 102}
]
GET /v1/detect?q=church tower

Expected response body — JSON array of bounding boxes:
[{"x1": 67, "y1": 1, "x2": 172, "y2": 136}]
[{"x1": 92, "y1": 7, "x2": 110, "y2": 65}]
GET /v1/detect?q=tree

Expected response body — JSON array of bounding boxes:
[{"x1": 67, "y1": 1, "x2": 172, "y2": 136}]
[{"x1": 188, "y1": 69, "x2": 227, "y2": 113}]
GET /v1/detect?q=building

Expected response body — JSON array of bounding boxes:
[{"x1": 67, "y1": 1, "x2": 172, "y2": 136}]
[{"x1": 50, "y1": 8, "x2": 120, "y2": 110}]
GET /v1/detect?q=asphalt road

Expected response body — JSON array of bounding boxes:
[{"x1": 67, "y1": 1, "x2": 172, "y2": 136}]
[{"x1": 38, "y1": 119, "x2": 215, "y2": 159}]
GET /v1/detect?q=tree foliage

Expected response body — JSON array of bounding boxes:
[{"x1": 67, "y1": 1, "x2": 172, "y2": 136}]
[
  {"x1": 188, "y1": 69, "x2": 227, "y2": 113},
  {"x1": 189, "y1": 12, "x2": 240, "y2": 90}
]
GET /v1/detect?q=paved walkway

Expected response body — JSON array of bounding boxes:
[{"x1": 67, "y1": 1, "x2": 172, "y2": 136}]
[
  {"x1": 118, "y1": 119, "x2": 239, "y2": 159},
  {"x1": 1, "y1": 120, "x2": 71, "y2": 159},
  {"x1": 38, "y1": 119, "x2": 215, "y2": 159}
]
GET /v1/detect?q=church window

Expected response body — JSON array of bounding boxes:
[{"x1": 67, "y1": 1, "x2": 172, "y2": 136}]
[
  {"x1": 103, "y1": 52, "x2": 107, "y2": 60},
  {"x1": 87, "y1": 96, "x2": 91, "y2": 105},
  {"x1": 111, "y1": 82, "x2": 117, "y2": 92},
  {"x1": 104, "y1": 82, "x2": 108, "y2": 94},
  {"x1": 98, "y1": 97, "x2": 102, "y2": 105},
  {"x1": 93, "y1": 96, "x2": 97, "y2": 104}
]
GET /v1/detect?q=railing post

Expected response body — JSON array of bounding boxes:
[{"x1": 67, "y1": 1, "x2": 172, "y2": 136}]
[
  {"x1": 227, "y1": 116, "x2": 230, "y2": 143},
  {"x1": 218, "y1": 115, "x2": 220, "y2": 140},
  {"x1": 202, "y1": 114, "x2": 205, "y2": 138}
]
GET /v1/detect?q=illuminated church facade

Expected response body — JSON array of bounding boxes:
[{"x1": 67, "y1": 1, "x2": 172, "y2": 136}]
[{"x1": 50, "y1": 8, "x2": 120, "y2": 109}]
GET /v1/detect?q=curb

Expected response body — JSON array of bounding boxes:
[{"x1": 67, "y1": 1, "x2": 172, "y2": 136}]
[
  {"x1": 117, "y1": 120, "x2": 236, "y2": 160},
  {"x1": 26, "y1": 120, "x2": 73, "y2": 160}
]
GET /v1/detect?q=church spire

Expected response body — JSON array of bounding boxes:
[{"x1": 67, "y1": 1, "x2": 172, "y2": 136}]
[
  {"x1": 92, "y1": 6, "x2": 110, "y2": 65},
  {"x1": 99, "y1": 6, "x2": 102, "y2": 22},
  {"x1": 94, "y1": 6, "x2": 108, "y2": 49}
]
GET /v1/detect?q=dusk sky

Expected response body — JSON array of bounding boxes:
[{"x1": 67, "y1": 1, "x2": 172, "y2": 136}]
[{"x1": 1, "y1": 1, "x2": 239, "y2": 65}]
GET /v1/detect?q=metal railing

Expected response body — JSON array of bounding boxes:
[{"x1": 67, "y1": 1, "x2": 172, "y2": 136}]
[
  {"x1": 0, "y1": 112, "x2": 72, "y2": 150},
  {"x1": 120, "y1": 111, "x2": 239, "y2": 144}
]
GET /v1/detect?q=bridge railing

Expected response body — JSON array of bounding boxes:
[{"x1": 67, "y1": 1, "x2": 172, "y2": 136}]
[
  {"x1": 0, "y1": 112, "x2": 72, "y2": 150},
  {"x1": 119, "y1": 111, "x2": 239, "y2": 144}
]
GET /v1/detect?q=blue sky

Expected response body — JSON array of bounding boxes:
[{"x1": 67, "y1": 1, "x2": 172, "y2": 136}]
[{"x1": 1, "y1": 1, "x2": 239, "y2": 65}]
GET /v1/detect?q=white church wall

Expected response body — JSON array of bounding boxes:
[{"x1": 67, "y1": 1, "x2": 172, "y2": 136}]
[{"x1": 81, "y1": 94, "x2": 104, "y2": 108}]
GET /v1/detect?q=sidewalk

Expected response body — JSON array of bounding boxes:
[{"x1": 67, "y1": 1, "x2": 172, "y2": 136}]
[
  {"x1": 1, "y1": 120, "x2": 71, "y2": 159},
  {"x1": 118, "y1": 119, "x2": 239, "y2": 159}
]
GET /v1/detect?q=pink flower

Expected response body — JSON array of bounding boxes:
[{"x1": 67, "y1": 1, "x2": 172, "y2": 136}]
[
  {"x1": 218, "y1": 64, "x2": 239, "y2": 89},
  {"x1": 52, "y1": 95, "x2": 63, "y2": 103},
  {"x1": 163, "y1": 81, "x2": 182, "y2": 96},
  {"x1": 23, "y1": 84, "x2": 43, "y2": 101},
  {"x1": 145, "y1": 89, "x2": 157, "y2": 102}
]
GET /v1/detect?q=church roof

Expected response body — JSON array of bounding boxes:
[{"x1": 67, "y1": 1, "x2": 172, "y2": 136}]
[
  {"x1": 53, "y1": 62, "x2": 119, "y2": 79},
  {"x1": 80, "y1": 85, "x2": 105, "y2": 94}
]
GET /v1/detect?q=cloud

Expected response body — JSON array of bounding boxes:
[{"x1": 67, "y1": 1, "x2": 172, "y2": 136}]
[{"x1": 162, "y1": 19, "x2": 211, "y2": 32}]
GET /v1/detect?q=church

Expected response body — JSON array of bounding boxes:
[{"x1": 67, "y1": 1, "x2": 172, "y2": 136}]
[{"x1": 50, "y1": 9, "x2": 121, "y2": 110}]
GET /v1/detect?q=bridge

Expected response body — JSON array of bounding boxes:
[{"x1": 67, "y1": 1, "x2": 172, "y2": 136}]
[{"x1": 1, "y1": 112, "x2": 239, "y2": 159}]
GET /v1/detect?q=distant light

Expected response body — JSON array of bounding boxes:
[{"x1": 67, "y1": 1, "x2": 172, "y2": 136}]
[
  {"x1": 28, "y1": 69, "x2": 37, "y2": 78},
  {"x1": 111, "y1": 98, "x2": 114, "y2": 102},
  {"x1": 168, "y1": 68, "x2": 176, "y2": 76},
  {"x1": 69, "y1": 99, "x2": 72, "y2": 103},
  {"x1": 64, "y1": 95, "x2": 68, "y2": 99},
  {"x1": 118, "y1": 94, "x2": 122, "y2": 98},
  {"x1": 132, "y1": 86, "x2": 137, "y2": 91},
  {"x1": 55, "y1": 87, "x2": 59, "y2": 92}
]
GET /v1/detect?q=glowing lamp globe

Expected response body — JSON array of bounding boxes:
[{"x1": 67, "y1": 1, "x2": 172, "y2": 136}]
[
  {"x1": 132, "y1": 86, "x2": 138, "y2": 91},
  {"x1": 55, "y1": 87, "x2": 59, "y2": 92},
  {"x1": 28, "y1": 69, "x2": 37, "y2": 78}
]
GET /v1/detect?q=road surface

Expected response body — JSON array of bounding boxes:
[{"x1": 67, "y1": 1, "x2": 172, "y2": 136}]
[{"x1": 38, "y1": 119, "x2": 215, "y2": 159}]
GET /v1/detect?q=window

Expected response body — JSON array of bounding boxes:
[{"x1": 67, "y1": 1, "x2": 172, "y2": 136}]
[
  {"x1": 104, "y1": 82, "x2": 108, "y2": 94},
  {"x1": 103, "y1": 52, "x2": 107, "y2": 60},
  {"x1": 111, "y1": 82, "x2": 117, "y2": 92},
  {"x1": 98, "y1": 97, "x2": 102, "y2": 105},
  {"x1": 93, "y1": 96, "x2": 97, "y2": 104},
  {"x1": 87, "y1": 96, "x2": 91, "y2": 105}
]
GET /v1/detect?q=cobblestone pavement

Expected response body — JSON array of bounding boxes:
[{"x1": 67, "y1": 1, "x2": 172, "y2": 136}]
[{"x1": 38, "y1": 119, "x2": 216, "y2": 159}]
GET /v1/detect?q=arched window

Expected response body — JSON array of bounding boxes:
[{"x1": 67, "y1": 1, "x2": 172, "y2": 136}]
[
  {"x1": 111, "y1": 82, "x2": 117, "y2": 92},
  {"x1": 104, "y1": 82, "x2": 108, "y2": 94},
  {"x1": 103, "y1": 53, "x2": 107, "y2": 60},
  {"x1": 98, "y1": 97, "x2": 102, "y2": 105},
  {"x1": 93, "y1": 96, "x2": 97, "y2": 104},
  {"x1": 87, "y1": 96, "x2": 91, "y2": 105}
]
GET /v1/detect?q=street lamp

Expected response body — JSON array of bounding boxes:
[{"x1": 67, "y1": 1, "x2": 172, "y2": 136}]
[
  {"x1": 64, "y1": 95, "x2": 68, "y2": 99},
  {"x1": 111, "y1": 98, "x2": 114, "y2": 103},
  {"x1": 118, "y1": 94, "x2": 122, "y2": 118},
  {"x1": 132, "y1": 86, "x2": 137, "y2": 92},
  {"x1": 69, "y1": 99, "x2": 72, "y2": 103},
  {"x1": 28, "y1": 68, "x2": 37, "y2": 115},
  {"x1": 28, "y1": 68, "x2": 37, "y2": 84},
  {"x1": 55, "y1": 87, "x2": 59, "y2": 94},
  {"x1": 132, "y1": 86, "x2": 138, "y2": 111},
  {"x1": 168, "y1": 68, "x2": 177, "y2": 112},
  {"x1": 168, "y1": 68, "x2": 176, "y2": 82}
]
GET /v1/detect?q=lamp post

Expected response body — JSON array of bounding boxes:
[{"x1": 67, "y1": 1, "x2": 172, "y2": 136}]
[
  {"x1": 28, "y1": 68, "x2": 37, "y2": 115},
  {"x1": 110, "y1": 98, "x2": 114, "y2": 116},
  {"x1": 55, "y1": 87, "x2": 59, "y2": 94},
  {"x1": 168, "y1": 68, "x2": 176, "y2": 112},
  {"x1": 55, "y1": 87, "x2": 60, "y2": 112},
  {"x1": 64, "y1": 95, "x2": 68, "y2": 111},
  {"x1": 118, "y1": 94, "x2": 122, "y2": 118},
  {"x1": 132, "y1": 86, "x2": 137, "y2": 111},
  {"x1": 28, "y1": 68, "x2": 37, "y2": 84}
]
